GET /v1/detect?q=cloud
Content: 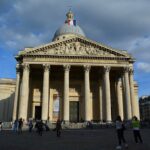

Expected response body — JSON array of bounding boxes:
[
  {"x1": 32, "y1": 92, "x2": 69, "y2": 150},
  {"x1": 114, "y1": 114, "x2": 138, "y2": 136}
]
[
  {"x1": 1, "y1": 0, "x2": 150, "y2": 53},
  {"x1": 0, "y1": 0, "x2": 150, "y2": 96},
  {"x1": 136, "y1": 62, "x2": 150, "y2": 73}
]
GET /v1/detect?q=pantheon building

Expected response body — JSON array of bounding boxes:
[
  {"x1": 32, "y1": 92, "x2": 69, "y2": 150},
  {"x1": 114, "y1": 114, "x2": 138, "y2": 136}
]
[{"x1": 11, "y1": 11, "x2": 140, "y2": 123}]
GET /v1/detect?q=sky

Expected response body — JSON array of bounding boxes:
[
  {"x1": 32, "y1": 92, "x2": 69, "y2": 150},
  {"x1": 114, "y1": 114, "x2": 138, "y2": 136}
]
[{"x1": 0, "y1": 0, "x2": 150, "y2": 97}]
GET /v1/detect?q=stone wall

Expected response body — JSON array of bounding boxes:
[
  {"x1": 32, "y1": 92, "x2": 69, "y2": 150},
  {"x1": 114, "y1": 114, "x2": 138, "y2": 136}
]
[{"x1": 0, "y1": 78, "x2": 16, "y2": 121}]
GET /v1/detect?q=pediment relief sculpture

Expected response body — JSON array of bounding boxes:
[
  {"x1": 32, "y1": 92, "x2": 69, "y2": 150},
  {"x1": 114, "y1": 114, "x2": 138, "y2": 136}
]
[{"x1": 27, "y1": 42, "x2": 118, "y2": 57}]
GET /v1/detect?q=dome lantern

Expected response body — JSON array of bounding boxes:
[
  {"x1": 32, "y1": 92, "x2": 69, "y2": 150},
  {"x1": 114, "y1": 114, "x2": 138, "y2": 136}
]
[
  {"x1": 66, "y1": 10, "x2": 74, "y2": 21},
  {"x1": 52, "y1": 10, "x2": 86, "y2": 41}
]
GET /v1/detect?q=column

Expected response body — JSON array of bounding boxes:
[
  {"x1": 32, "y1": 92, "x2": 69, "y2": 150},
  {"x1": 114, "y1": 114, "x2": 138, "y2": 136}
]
[
  {"x1": 42, "y1": 64, "x2": 50, "y2": 121},
  {"x1": 84, "y1": 65, "x2": 91, "y2": 121},
  {"x1": 99, "y1": 79, "x2": 103, "y2": 122},
  {"x1": 123, "y1": 67, "x2": 132, "y2": 120},
  {"x1": 116, "y1": 78, "x2": 124, "y2": 120},
  {"x1": 129, "y1": 68, "x2": 140, "y2": 119},
  {"x1": 63, "y1": 65, "x2": 70, "y2": 123},
  {"x1": 12, "y1": 64, "x2": 21, "y2": 121},
  {"x1": 18, "y1": 63, "x2": 30, "y2": 120},
  {"x1": 103, "y1": 66, "x2": 112, "y2": 122}
]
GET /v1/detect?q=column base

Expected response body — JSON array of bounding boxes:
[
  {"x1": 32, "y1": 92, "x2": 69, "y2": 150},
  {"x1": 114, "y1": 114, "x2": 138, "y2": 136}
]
[
  {"x1": 106, "y1": 120, "x2": 112, "y2": 123},
  {"x1": 63, "y1": 120, "x2": 70, "y2": 125}
]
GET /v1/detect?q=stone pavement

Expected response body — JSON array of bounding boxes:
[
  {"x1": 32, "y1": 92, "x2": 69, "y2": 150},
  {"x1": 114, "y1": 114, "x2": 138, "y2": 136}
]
[{"x1": 0, "y1": 128, "x2": 150, "y2": 150}]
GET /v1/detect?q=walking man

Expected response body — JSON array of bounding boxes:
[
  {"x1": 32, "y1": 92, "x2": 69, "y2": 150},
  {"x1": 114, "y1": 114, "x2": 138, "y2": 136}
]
[{"x1": 56, "y1": 119, "x2": 62, "y2": 137}]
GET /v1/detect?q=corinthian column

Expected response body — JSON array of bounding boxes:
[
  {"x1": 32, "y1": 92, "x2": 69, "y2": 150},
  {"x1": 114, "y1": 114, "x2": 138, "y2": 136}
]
[
  {"x1": 116, "y1": 78, "x2": 124, "y2": 120},
  {"x1": 99, "y1": 79, "x2": 103, "y2": 122},
  {"x1": 42, "y1": 64, "x2": 50, "y2": 121},
  {"x1": 18, "y1": 63, "x2": 30, "y2": 120},
  {"x1": 84, "y1": 65, "x2": 91, "y2": 121},
  {"x1": 12, "y1": 64, "x2": 21, "y2": 121},
  {"x1": 129, "y1": 68, "x2": 140, "y2": 119},
  {"x1": 63, "y1": 65, "x2": 70, "y2": 123},
  {"x1": 103, "y1": 66, "x2": 112, "y2": 122},
  {"x1": 123, "y1": 67, "x2": 132, "y2": 120}
]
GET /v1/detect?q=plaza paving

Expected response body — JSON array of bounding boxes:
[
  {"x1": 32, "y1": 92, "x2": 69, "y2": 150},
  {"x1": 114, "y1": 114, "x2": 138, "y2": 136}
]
[{"x1": 0, "y1": 128, "x2": 150, "y2": 150}]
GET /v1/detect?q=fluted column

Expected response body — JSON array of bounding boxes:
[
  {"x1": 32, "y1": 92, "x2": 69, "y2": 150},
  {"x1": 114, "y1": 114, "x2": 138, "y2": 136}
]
[
  {"x1": 18, "y1": 63, "x2": 30, "y2": 120},
  {"x1": 104, "y1": 66, "x2": 112, "y2": 122},
  {"x1": 84, "y1": 65, "x2": 91, "y2": 121},
  {"x1": 123, "y1": 67, "x2": 132, "y2": 120},
  {"x1": 12, "y1": 64, "x2": 21, "y2": 121},
  {"x1": 42, "y1": 64, "x2": 50, "y2": 121},
  {"x1": 63, "y1": 65, "x2": 70, "y2": 122},
  {"x1": 129, "y1": 68, "x2": 140, "y2": 119},
  {"x1": 116, "y1": 78, "x2": 124, "y2": 120}
]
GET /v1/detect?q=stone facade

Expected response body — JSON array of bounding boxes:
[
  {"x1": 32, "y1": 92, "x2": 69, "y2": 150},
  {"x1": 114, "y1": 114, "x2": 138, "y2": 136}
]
[
  {"x1": 0, "y1": 79, "x2": 16, "y2": 121},
  {"x1": 13, "y1": 36, "x2": 140, "y2": 122},
  {"x1": 0, "y1": 11, "x2": 140, "y2": 122}
]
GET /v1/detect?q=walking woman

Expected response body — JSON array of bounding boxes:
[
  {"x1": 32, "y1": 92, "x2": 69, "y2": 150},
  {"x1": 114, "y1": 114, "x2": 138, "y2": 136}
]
[
  {"x1": 132, "y1": 116, "x2": 143, "y2": 143},
  {"x1": 115, "y1": 116, "x2": 128, "y2": 149}
]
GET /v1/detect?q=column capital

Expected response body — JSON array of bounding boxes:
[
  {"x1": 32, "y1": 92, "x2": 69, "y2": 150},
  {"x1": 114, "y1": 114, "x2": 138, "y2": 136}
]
[
  {"x1": 104, "y1": 66, "x2": 111, "y2": 72},
  {"x1": 43, "y1": 64, "x2": 50, "y2": 71},
  {"x1": 22, "y1": 63, "x2": 30, "y2": 71},
  {"x1": 16, "y1": 64, "x2": 21, "y2": 73},
  {"x1": 123, "y1": 66, "x2": 130, "y2": 73},
  {"x1": 129, "y1": 68, "x2": 134, "y2": 75},
  {"x1": 64, "y1": 64, "x2": 71, "y2": 71},
  {"x1": 84, "y1": 65, "x2": 91, "y2": 72}
]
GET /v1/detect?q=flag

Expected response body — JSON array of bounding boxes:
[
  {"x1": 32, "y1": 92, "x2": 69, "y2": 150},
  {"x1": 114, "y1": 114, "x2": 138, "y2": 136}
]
[
  {"x1": 73, "y1": 20, "x2": 76, "y2": 26},
  {"x1": 65, "y1": 20, "x2": 77, "y2": 26}
]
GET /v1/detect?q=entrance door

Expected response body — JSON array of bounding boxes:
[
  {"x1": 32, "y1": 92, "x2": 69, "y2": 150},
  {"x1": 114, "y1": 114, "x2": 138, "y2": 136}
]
[
  {"x1": 70, "y1": 101, "x2": 79, "y2": 122},
  {"x1": 35, "y1": 106, "x2": 41, "y2": 120}
]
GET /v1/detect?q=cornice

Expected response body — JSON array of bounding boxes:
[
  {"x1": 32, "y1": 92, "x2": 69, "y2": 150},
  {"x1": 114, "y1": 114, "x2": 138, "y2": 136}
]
[{"x1": 23, "y1": 54, "x2": 131, "y2": 61}]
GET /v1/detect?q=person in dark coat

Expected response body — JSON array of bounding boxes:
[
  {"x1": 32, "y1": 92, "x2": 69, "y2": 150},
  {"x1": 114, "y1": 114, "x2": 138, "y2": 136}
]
[
  {"x1": 28, "y1": 120, "x2": 33, "y2": 133},
  {"x1": 37, "y1": 120, "x2": 43, "y2": 136},
  {"x1": 56, "y1": 119, "x2": 62, "y2": 137},
  {"x1": 18, "y1": 118, "x2": 23, "y2": 134}
]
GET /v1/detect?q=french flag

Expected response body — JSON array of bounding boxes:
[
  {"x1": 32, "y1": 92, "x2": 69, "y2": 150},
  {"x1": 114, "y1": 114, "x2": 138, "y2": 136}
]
[{"x1": 67, "y1": 20, "x2": 76, "y2": 26}]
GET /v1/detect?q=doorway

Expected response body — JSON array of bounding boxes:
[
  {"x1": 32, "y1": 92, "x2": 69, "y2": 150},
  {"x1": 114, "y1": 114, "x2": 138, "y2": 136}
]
[
  {"x1": 35, "y1": 106, "x2": 41, "y2": 120},
  {"x1": 70, "y1": 101, "x2": 79, "y2": 122}
]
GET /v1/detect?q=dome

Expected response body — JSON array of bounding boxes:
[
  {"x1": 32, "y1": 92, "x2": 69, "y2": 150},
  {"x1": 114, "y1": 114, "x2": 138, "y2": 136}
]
[{"x1": 53, "y1": 10, "x2": 86, "y2": 41}]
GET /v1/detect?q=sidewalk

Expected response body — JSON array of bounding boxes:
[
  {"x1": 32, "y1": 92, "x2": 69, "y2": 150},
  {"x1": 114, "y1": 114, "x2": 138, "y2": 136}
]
[{"x1": 0, "y1": 128, "x2": 150, "y2": 150}]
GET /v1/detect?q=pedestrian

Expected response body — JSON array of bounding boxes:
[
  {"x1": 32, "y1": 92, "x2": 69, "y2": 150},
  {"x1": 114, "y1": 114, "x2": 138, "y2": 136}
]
[
  {"x1": 18, "y1": 118, "x2": 23, "y2": 134},
  {"x1": 115, "y1": 116, "x2": 128, "y2": 149},
  {"x1": 37, "y1": 120, "x2": 43, "y2": 136},
  {"x1": 0, "y1": 121, "x2": 2, "y2": 132},
  {"x1": 87, "y1": 120, "x2": 93, "y2": 129},
  {"x1": 13, "y1": 119, "x2": 18, "y2": 132},
  {"x1": 44, "y1": 122, "x2": 50, "y2": 131},
  {"x1": 132, "y1": 116, "x2": 143, "y2": 143},
  {"x1": 56, "y1": 119, "x2": 62, "y2": 137},
  {"x1": 28, "y1": 119, "x2": 33, "y2": 133}
]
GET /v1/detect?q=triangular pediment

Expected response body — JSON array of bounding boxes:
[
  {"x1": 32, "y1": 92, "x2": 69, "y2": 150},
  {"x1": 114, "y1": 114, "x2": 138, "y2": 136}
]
[{"x1": 19, "y1": 36, "x2": 132, "y2": 59}]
